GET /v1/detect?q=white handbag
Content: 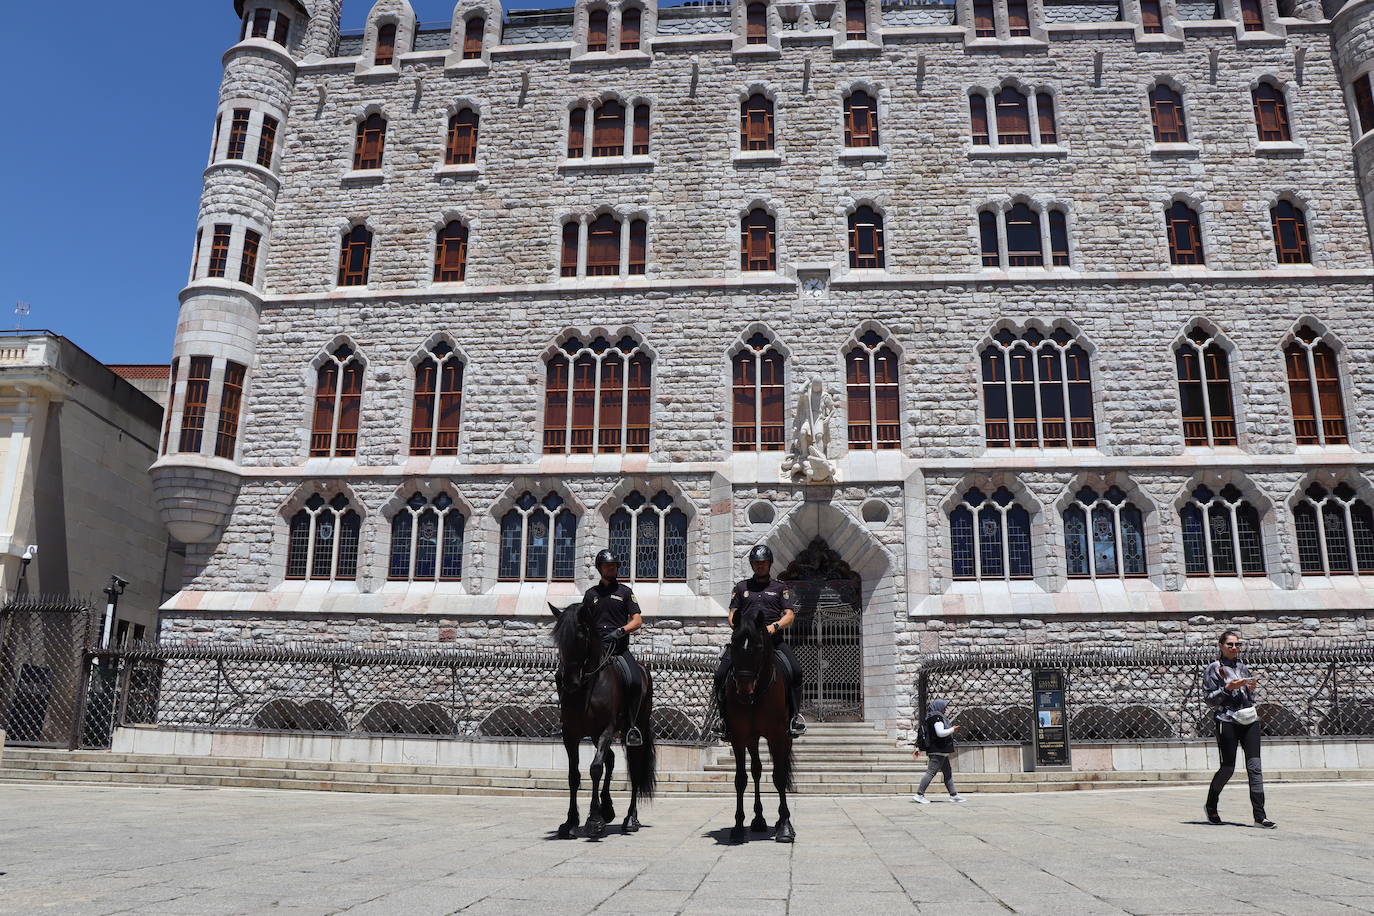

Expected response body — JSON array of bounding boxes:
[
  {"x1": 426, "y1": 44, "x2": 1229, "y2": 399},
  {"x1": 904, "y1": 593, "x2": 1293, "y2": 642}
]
[{"x1": 1221, "y1": 664, "x2": 1259, "y2": 725}]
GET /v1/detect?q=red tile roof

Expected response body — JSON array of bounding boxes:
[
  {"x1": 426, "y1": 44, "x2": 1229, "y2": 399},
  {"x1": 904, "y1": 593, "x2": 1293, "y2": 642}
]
[{"x1": 108, "y1": 364, "x2": 171, "y2": 380}]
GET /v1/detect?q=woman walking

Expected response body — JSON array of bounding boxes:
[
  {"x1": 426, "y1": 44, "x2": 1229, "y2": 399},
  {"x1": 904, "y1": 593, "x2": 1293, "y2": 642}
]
[
  {"x1": 1203, "y1": 630, "x2": 1275, "y2": 828},
  {"x1": 913, "y1": 698, "x2": 965, "y2": 804}
]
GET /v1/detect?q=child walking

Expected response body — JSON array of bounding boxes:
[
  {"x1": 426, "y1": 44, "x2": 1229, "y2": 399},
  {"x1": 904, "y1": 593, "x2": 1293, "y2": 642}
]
[{"x1": 913, "y1": 698, "x2": 966, "y2": 804}]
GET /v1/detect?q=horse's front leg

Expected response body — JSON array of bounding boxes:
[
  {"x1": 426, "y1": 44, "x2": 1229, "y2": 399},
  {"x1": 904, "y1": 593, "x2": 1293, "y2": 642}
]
[
  {"x1": 771, "y1": 736, "x2": 795, "y2": 844},
  {"x1": 558, "y1": 735, "x2": 580, "y2": 839},
  {"x1": 749, "y1": 741, "x2": 768, "y2": 832},
  {"x1": 730, "y1": 735, "x2": 748, "y2": 844},
  {"x1": 599, "y1": 746, "x2": 616, "y2": 823},
  {"x1": 585, "y1": 726, "x2": 614, "y2": 839}
]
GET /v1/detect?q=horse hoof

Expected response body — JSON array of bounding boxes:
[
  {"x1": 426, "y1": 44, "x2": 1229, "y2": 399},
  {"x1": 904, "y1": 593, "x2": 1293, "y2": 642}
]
[
  {"x1": 585, "y1": 817, "x2": 606, "y2": 839},
  {"x1": 775, "y1": 820, "x2": 795, "y2": 844},
  {"x1": 622, "y1": 815, "x2": 641, "y2": 833},
  {"x1": 729, "y1": 825, "x2": 747, "y2": 844},
  {"x1": 557, "y1": 822, "x2": 578, "y2": 840},
  {"x1": 750, "y1": 816, "x2": 769, "y2": 833}
]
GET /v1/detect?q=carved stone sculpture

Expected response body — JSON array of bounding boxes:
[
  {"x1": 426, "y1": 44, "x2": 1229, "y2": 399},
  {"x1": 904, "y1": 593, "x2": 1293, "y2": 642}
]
[{"x1": 781, "y1": 377, "x2": 840, "y2": 483}]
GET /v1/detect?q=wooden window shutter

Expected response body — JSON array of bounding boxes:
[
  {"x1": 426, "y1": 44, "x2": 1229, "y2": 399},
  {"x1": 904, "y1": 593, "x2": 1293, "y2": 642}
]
[
  {"x1": 568, "y1": 108, "x2": 586, "y2": 158},
  {"x1": 592, "y1": 101, "x2": 626, "y2": 156},
  {"x1": 208, "y1": 225, "x2": 232, "y2": 278},
  {"x1": 620, "y1": 8, "x2": 641, "y2": 50},
  {"x1": 846, "y1": 0, "x2": 867, "y2": 40},
  {"x1": 434, "y1": 221, "x2": 468, "y2": 282},
  {"x1": 178, "y1": 356, "x2": 213, "y2": 453},
  {"x1": 256, "y1": 115, "x2": 278, "y2": 167},
  {"x1": 239, "y1": 229, "x2": 261, "y2": 284},
  {"x1": 588, "y1": 9, "x2": 609, "y2": 51},
  {"x1": 227, "y1": 109, "x2": 250, "y2": 159},
  {"x1": 561, "y1": 222, "x2": 580, "y2": 276},
  {"x1": 463, "y1": 17, "x2": 484, "y2": 59},
  {"x1": 215, "y1": 361, "x2": 247, "y2": 459},
  {"x1": 376, "y1": 23, "x2": 397, "y2": 65},
  {"x1": 747, "y1": 3, "x2": 768, "y2": 43},
  {"x1": 969, "y1": 94, "x2": 989, "y2": 145},
  {"x1": 1036, "y1": 93, "x2": 1056, "y2": 144}
]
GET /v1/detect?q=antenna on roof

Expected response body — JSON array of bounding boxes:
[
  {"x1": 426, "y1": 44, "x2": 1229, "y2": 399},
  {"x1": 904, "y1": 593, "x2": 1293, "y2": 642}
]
[{"x1": 14, "y1": 301, "x2": 31, "y2": 331}]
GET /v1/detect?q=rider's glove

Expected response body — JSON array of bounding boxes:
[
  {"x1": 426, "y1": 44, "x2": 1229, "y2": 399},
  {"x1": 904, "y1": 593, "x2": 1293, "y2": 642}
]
[{"x1": 603, "y1": 627, "x2": 626, "y2": 644}]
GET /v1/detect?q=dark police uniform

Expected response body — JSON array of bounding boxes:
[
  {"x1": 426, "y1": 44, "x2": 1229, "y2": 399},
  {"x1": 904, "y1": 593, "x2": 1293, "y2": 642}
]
[
  {"x1": 716, "y1": 576, "x2": 804, "y2": 725},
  {"x1": 583, "y1": 580, "x2": 645, "y2": 695}
]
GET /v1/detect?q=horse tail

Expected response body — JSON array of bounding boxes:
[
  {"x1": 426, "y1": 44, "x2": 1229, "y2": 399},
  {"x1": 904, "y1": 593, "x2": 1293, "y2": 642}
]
[{"x1": 628, "y1": 668, "x2": 658, "y2": 800}]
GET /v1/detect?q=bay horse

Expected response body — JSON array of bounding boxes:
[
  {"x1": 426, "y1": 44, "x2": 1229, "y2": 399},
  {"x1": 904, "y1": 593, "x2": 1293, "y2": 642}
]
[
  {"x1": 549, "y1": 600, "x2": 656, "y2": 839},
  {"x1": 722, "y1": 604, "x2": 796, "y2": 843}
]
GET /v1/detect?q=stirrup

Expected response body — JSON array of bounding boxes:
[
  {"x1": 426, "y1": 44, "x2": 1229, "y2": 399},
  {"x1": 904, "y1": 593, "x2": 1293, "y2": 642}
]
[
  {"x1": 625, "y1": 726, "x2": 644, "y2": 747},
  {"x1": 789, "y1": 715, "x2": 807, "y2": 738}
]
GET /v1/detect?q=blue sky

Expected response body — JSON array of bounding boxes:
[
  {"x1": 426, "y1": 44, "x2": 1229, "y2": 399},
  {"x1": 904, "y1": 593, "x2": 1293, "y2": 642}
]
[{"x1": 0, "y1": 1, "x2": 551, "y2": 365}]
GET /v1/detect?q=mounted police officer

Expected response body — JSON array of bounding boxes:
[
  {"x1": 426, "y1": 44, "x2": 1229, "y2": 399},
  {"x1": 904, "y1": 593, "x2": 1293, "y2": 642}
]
[
  {"x1": 584, "y1": 549, "x2": 645, "y2": 746},
  {"x1": 715, "y1": 545, "x2": 807, "y2": 739}
]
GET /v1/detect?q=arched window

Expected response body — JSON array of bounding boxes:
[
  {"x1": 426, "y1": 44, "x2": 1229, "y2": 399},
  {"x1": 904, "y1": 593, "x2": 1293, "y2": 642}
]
[
  {"x1": 240, "y1": 229, "x2": 261, "y2": 285},
  {"x1": 354, "y1": 113, "x2": 386, "y2": 170},
  {"x1": 215, "y1": 361, "x2": 247, "y2": 459},
  {"x1": 410, "y1": 340, "x2": 463, "y2": 455},
  {"x1": 620, "y1": 7, "x2": 642, "y2": 50},
  {"x1": 586, "y1": 213, "x2": 621, "y2": 276},
  {"x1": 1285, "y1": 325, "x2": 1347, "y2": 445},
  {"x1": 979, "y1": 210, "x2": 999, "y2": 266},
  {"x1": 973, "y1": 0, "x2": 996, "y2": 35},
  {"x1": 544, "y1": 335, "x2": 651, "y2": 454},
  {"x1": 592, "y1": 101, "x2": 625, "y2": 156},
  {"x1": 1166, "y1": 201, "x2": 1204, "y2": 265},
  {"x1": 207, "y1": 224, "x2": 232, "y2": 278},
  {"x1": 846, "y1": 0, "x2": 868, "y2": 40},
  {"x1": 227, "y1": 109, "x2": 250, "y2": 160},
  {"x1": 1007, "y1": 0, "x2": 1031, "y2": 35},
  {"x1": 257, "y1": 115, "x2": 278, "y2": 168},
  {"x1": 498, "y1": 491, "x2": 577, "y2": 581},
  {"x1": 310, "y1": 343, "x2": 364, "y2": 457},
  {"x1": 732, "y1": 331, "x2": 786, "y2": 451},
  {"x1": 274, "y1": 13, "x2": 291, "y2": 45},
  {"x1": 567, "y1": 108, "x2": 587, "y2": 159},
  {"x1": 389, "y1": 492, "x2": 464, "y2": 581},
  {"x1": 969, "y1": 94, "x2": 990, "y2": 145},
  {"x1": 1353, "y1": 74, "x2": 1374, "y2": 136},
  {"x1": 1006, "y1": 203, "x2": 1042, "y2": 266},
  {"x1": 463, "y1": 16, "x2": 485, "y2": 59},
  {"x1": 994, "y1": 88, "x2": 1030, "y2": 144},
  {"x1": 286, "y1": 493, "x2": 361, "y2": 581},
  {"x1": 1150, "y1": 85, "x2": 1187, "y2": 143},
  {"x1": 609, "y1": 490, "x2": 689, "y2": 582},
  {"x1": 633, "y1": 103, "x2": 650, "y2": 155},
  {"x1": 1240, "y1": 0, "x2": 1264, "y2": 29},
  {"x1": 1271, "y1": 200, "x2": 1311, "y2": 264},
  {"x1": 950, "y1": 486, "x2": 1033, "y2": 580},
  {"x1": 1049, "y1": 210, "x2": 1069, "y2": 266},
  {"x1": 251, "y1": 8, "x2": 272, "y2": 39},
  {"x1": 629, "y1": 219, "x2": 647, "y2": 274},
  {"x1": 1064, "y1": 485, "x2": 1147, "y2": 579},
  {"x1": 741, "y1": 208, "x2": 777, "y2": 271},
  {"x1": 1294, "y1": 482, "x2": 1374, "y2": 575},
  {"x1": 588, "y1": 8, "x2": 609, "y2": 51},
  {"x1": 845, "y1": 329, "x2": 900, "y2": 449},
  {"x1": 375, "y1": 23, "x2": 397, "y2": 66},
  {"x1": 1140, "y1": 0, "x2": 1164, "y2": 32},
  {"x1": 746, "y1": 2, "x2": 769, "y2": 43},
  {"x1": 178, "y1": 357, "x2": 213, "y2": 453},
  {"x1": 433, "y1": 220, "x2": 468, "y2": 282},
  {"x1": 446, "y1": 108, "x2": 479, "y2": 165},
  {"x1": 1176, "y1": 327, "x2": 1236, "y2": 446},
  {"x1": 561, "y1": 222, "x2": 580, "y2": 277},
  {"x1": 1252, "y1": 82, "x2": 1291, "y2": 142},
  {"x1": 1181, "y1": 484, "x2": 1265, "y2": 576},
  {"x1": 848, "y1": 206, "x2": 885, "y2": 269},
  {"x1": 844, "y1": 90, "x2": 880, "y2": 148},
  {"x1": 337, "y1": 225, "x2": 372, "y2": 286},
  {"x1": 741, "y1": 94, "x2": 775, "y2": 150},
  {"x1": 1036, "y1": 92, "x2": 1056, "y2": 143},
  {"x1": 981, "y1": 327, "x2": 1096, "y2": 448}
]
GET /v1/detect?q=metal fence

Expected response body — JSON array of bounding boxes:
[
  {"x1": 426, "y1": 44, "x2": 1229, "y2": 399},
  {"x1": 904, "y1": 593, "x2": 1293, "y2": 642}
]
[
  {"x1": 0, "y1": 597, "x2": 101, "y2": 748},
  {"x1": 96, "y1": 642, "x2": 719, "y2": 745},
  {"x1": 917, "y1": 642, "x2": 1374, "y2": 744}
]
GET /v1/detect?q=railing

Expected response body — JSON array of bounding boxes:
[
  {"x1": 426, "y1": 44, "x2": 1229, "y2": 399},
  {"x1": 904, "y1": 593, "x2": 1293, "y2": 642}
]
[
  {"x1": 87, "y1": 642, "x2": 719, "y2": 747},
  {"x1": 917, "y1": 643, "x2": 1374, "y2": 744}
]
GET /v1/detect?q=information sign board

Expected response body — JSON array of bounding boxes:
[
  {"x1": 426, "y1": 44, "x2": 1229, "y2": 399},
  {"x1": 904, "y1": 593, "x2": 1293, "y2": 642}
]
[{"x1": 1032, "y1": 669, "x2": 1071, "y2": 769}]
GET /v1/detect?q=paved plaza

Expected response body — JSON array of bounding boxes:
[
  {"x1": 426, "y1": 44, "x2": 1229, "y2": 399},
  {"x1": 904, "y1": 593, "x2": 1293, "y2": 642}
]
[{"x1": 2, "y1": 782, "x2": 1372, "y2": 915}]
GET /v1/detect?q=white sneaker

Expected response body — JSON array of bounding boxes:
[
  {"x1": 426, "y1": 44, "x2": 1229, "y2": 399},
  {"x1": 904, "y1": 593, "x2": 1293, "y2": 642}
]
[
  {"x1": 950, "y1": 794, "x2": 967, "y2": 803},
  {"x1": 912, "y1": 794, "x2": 931, "y2": 804}
]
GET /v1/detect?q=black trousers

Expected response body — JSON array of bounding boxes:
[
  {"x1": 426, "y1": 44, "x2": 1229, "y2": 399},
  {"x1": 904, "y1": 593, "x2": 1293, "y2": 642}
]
[
  {"x1": 715, "y1": 643, "x2": 803, "y2": 718},
  {"x1": 1206, "y1": 719, "x2": 1266, "y2": 820}
]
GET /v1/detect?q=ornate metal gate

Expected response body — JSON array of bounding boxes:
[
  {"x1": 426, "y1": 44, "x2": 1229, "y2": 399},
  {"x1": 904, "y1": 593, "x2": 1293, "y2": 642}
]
[{"x1": 781, "y1": 539, "x2": 863, "y2": 722}]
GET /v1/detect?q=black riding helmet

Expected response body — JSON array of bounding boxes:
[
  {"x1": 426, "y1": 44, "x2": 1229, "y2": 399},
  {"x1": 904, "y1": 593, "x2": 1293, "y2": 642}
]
[
  {"x1": 594, "y1": 549, "x2": 620, "y2": 574},
  {"x1": 748, "y1": 544, "x2": 773, "y2": 565}
]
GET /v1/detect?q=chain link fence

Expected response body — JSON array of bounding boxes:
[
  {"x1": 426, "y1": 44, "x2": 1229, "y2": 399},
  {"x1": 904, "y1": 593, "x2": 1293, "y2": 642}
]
[
  {"x1": 917, "y1": 642, "x2": 1374, "y2": 744},
  {"x1": 0, "y1": 597, "x2": 102, "y2": 748},
  {"x1": 93, "y1": 642, "x2": 718, "y2": 746}
]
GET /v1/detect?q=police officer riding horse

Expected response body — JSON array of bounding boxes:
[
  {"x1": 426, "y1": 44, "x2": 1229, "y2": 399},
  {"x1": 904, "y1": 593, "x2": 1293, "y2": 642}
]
[
  {"x1": 585, "y1": 548, "x2": 647, "y2": 746},
  {"x1": 715, "y1": 544, "x2": 808, "y2": 739}
]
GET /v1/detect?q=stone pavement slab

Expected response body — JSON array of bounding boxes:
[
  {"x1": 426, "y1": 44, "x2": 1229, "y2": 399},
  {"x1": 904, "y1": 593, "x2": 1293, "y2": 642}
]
[{"x1": 0, "y1": 782, "x2": 1372, "y2": 914}]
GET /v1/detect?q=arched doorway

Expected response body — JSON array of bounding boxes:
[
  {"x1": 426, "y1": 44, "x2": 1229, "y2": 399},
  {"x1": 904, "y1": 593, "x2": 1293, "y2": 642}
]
[{"x1": 779, "y1": 538, "x2": 862, "y2": 722}]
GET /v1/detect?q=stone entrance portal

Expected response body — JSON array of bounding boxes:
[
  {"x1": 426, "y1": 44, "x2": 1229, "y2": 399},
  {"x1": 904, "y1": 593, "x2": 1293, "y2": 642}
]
[{"x1": 780, "y1": 538, "x2": 863, "y2": 722}]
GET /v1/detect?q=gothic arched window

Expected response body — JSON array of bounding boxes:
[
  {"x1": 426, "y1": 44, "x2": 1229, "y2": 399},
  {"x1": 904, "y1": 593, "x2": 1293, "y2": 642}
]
[
  {"x1": 741, "y1": 94, "x2": 775, "y2": 151},
  {"x1": 499, "y1": 491, "x2": 577, "y2": 581},
  {"x1": 981, "y1": 327, "x2": 1095, "y2": 448},
  {"x1": 1293, "y1": 482, "x2": 1374, "y2": 575},
  {"x1": 354, "y1": 113, "x2": 386, "y2": 169},
  {"x1": 1271, "y1": 199, "x2": 1311, "y2": 264},
  {"x1": 848, "y1": 206, "x2": 885, "y2": 269},
  {"x1": 1285, "y1": 325, "x2": 1347, "y2": 445},
  {"x1": 1175, "y1": 327, "x2": 1236, "y2": 446},
  {"x1": 433, "y1": 220, "x2": 468, "y2": 283},
  {"x1": 620, "y1": 7, "x2": 642, "y2": 50},
  {"x1": 310, "y1": 344, "x2": 364, "y2": 457},
  {"x1": 1252, "y1": 82, "x2": 1291, "y2": 142},
  {"x1": 846, "y1": 0, "x2": 868, "y2": 40},
  {"x1": 410, "y1": 340, "x2": 463, "y2": 455},
  {"x1": 609, "y1": 490, "x2": 689, "y2": 581},
  {"x1": 588, "y1": 8, "x2": 609, "y2": 51},
  {"x1": 446, "y1": 109, "x2": 479, "y2": 165},
  {"x1": 1181, "y1": 484, "x2": 1265, "y2": 576},
  {"x1": 844, "y1": 90, "x2": 880, "y2": 147},
  {"x1": 950, "y1": 486, "x2": 1034, "y2": 580},
  {"x1": 741, "y1": 208, "x2": 777, "y2": 271},
  {"x1": 995, "y1": 88, "x2": 1031, "y2": 144},
  {"x1": 389, "y1": 492, "x2": 464, "y2": 581},
  {"x1": 287, "y1": 493, "x2": 361, "y2": 581},
  {"x1": 1166, "y1": 202, "x2": 1204, "y2": 265},
  {"x1": 375, "y1": 23, "x2": 397, "y2": 65},
  {"x1": 463, "y1": 16, "x2": 485, "y2": 58},
  {"x1": 1007, "y1": 0, "x2": 1031, "y2": 35},
  {"x1": 544, "y1": 336, "x2": 651, "y2": 454},
  {"x1": 747, "y1": 2, "x2": 768, "y2": 43},
  {"x1": 337, "y1": 224, "x2": 373, "y2": 287},
  {"x1": 1140, "y1": 0, "x2": 1164, "y2": 32},
  {"x1": 972, "y1": 0, "x2": 995, "y2": 35},
  {"x1": 1063, "y1": 485, "x2": 1147, "y2": 579},
  {"x1": 732, "y1": 331, "x2": 786, "y2": 451},
  {"x1": 845, "y1": 330, "x2": 900, "y2": 449},
  {"x1": 1150, "y1": 85, "x2": 1187, "y2": 143}
]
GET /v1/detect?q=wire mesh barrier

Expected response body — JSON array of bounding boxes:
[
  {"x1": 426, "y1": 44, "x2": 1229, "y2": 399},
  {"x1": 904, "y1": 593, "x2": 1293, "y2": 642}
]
[
  {"x1": 917, "y1": 642, "x2": 1374, "y2": 744},
  {"x1": 91, "y1": 642, "x2": 720, "y2": 746},
  {"x1": 0, "y1": 597, "x2": 101, "y2": 748}
]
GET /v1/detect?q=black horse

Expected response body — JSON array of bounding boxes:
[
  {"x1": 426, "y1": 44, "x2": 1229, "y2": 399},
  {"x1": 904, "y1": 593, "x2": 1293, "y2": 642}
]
[
  {"x1": 722, "y1": 604, "x2": 796, "y2": 843},
  {"x1": 550, "y1": 599, "x2": 657, "y2": 839}
]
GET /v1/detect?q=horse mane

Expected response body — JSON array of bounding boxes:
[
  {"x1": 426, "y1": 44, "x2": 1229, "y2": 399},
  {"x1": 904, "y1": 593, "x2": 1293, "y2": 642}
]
[{"x1": 551, "y1": 598, "x2": 586, "y2": 658}]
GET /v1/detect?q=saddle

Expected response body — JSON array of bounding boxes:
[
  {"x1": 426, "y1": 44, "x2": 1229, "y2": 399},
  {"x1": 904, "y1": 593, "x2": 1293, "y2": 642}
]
[{"x1": 773, "y1": 648, "x2": 798, "y2": 686}]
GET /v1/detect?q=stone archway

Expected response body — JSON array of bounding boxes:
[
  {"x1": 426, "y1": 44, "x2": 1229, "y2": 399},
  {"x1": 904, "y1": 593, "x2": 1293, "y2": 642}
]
[{"x1": 780, "y1": 538, "x2": 863, "y2": 721}]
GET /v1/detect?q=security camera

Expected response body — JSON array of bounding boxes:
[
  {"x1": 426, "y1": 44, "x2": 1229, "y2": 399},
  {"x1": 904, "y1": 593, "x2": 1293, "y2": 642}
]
[
  {"x1": 112, "y1": 575, "x2": 130, "y2": 590},
  {"x1": 21, "y1": 545, "x2": 37, "y2": 561}
]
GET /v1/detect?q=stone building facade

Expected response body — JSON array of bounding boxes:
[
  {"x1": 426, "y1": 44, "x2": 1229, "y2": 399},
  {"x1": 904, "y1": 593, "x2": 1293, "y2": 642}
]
[{"x1": 154, "y1": 0, "x2": 1374, "y2": 733}]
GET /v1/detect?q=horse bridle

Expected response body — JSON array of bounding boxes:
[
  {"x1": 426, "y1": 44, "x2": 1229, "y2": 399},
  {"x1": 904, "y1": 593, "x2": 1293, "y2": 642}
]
[
  {"x1": 728, "y1": 624, "x2": 776, "y2": 706},
  {"x1": 557, "y1": 612, "x2": 615, "y2": 695}
]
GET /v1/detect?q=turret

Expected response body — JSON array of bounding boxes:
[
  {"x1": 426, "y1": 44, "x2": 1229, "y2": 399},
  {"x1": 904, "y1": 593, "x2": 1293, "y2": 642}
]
[
  {"x1": 151, "y1": 0, "x2": 341, "y2": 547},
  {"x1": 1331, "y1": 0, "x2": 1374, "y2": 252}
]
